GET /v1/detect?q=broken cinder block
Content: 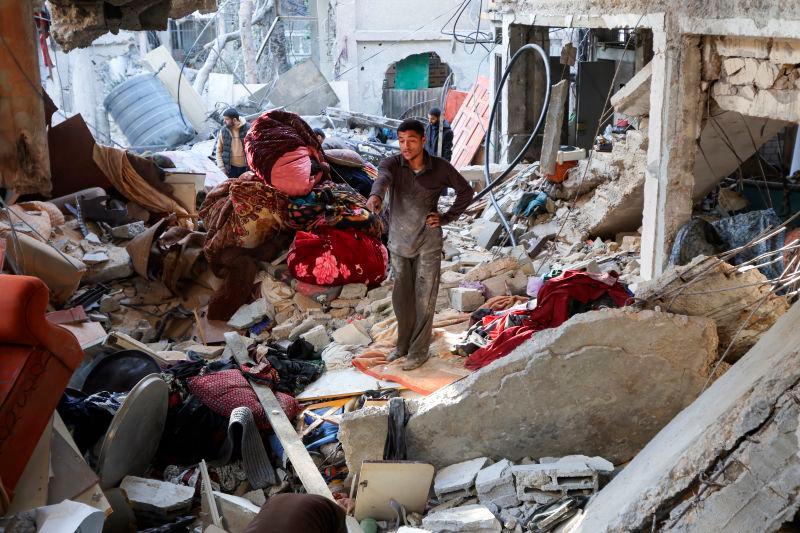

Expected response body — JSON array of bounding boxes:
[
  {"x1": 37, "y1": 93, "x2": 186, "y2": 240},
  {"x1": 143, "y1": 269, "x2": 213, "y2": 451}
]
[
  {"x1": 301, "y1": 324, "x2": 330, "y2": 353},
  {"x1": 449, "y1": 287, "x2": 485, "y2": 313},
  {"x1": 476, "y1": 459, "x2": 519, "y2": 509},
  {"x1": 511, "y1": 455, "x2": 612, "y2": 505},
  {"x1": 434, "y1": 457, "x2": 491, "y2": 500}
]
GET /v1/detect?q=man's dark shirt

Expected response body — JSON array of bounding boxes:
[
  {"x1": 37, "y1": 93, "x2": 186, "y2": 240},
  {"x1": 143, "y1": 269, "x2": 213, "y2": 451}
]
[
  {"x1": 371, "y1": 151, "x2": 474, "y2": 257},
  {"x1": 425, "y1": 120, "x2": 454, "y2": 161}
]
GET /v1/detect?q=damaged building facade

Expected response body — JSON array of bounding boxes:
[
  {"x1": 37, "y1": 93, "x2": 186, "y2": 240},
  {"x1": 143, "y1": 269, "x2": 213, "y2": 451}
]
[{"x1": 4, "y1": 0, "x2": 800, "y2": 532}]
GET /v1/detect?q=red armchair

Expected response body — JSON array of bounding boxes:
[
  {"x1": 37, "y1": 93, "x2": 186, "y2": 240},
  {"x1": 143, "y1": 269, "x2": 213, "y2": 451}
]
[{"x1": 0, "y1": 274, "x2": 83, "y2": 499}]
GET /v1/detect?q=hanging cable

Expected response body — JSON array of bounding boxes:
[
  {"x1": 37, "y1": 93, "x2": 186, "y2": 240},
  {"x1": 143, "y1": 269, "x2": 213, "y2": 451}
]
[{"x1": 471, "y1": 43, "x2": 552, "y2": 247}]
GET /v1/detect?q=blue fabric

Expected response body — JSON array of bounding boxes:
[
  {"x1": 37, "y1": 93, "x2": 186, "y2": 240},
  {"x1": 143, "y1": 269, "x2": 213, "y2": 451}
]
[{"x1": 514, "y1": 191, "x2": 549, "y2": 218}]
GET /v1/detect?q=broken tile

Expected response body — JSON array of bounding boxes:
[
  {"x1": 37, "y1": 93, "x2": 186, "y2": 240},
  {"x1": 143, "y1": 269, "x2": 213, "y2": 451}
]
[{"x1": 434, "y1": 457, "x2": 491, "y2": 499}]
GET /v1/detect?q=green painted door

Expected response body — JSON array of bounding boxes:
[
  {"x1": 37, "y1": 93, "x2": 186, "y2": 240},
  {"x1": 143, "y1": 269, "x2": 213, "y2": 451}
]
[{"x1": 395, "y1": 53, "x2": 430, "y2": 90}]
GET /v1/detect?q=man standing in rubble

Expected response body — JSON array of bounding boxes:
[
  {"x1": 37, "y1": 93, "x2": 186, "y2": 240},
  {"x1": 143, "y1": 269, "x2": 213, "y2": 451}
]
[
  {"x1": 215, "y1": 107, "x2": 250, "y2": 178},
  {"x1": 424, "y1": 108, "x2": 454, "y2": 161},
  {"x1": 366, "y1": 119, "x2": 474, "y2": 370}
]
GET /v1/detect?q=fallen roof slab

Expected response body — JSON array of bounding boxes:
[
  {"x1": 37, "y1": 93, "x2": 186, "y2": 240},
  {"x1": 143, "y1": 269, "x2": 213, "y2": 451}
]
[
  {"x1": 339, "y1": 307, "x2": 718, "y2": 473},
  {"x1": 569, "y1": 300, "x2": 800, "y2": 532}
]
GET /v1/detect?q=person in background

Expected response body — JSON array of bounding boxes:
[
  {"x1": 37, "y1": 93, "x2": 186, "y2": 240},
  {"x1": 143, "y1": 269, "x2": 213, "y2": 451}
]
[
  {"x1": 366, "y1": 119, "x2": 473, "y2": 370},
  {"x1": 313, "y1": 128, "x2": 326, "y2": 145},
  {"x1": 215, "y1": 107, "x2": 250, "y2": 178},
  {"x1": 424, "y1": 107, "x2": 454, "y2": 161}
]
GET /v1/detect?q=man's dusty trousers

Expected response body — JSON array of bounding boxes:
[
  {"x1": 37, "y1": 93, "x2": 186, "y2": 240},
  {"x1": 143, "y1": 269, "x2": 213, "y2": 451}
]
[{"x1": 390, "y1": 249, "x2": 442, "y2": 359}]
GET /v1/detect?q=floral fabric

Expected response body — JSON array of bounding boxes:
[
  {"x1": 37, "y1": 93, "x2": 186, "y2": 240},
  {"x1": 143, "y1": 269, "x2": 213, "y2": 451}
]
[
  {"x1": 288, "y1": 227, "x2": 388, "y2": 287},
  {"x1": 285, "y1": 183, "x2": 383, "y2": 239},
  {"x1": 245, "y1": 110, "x2": 329, "y2": 185}
]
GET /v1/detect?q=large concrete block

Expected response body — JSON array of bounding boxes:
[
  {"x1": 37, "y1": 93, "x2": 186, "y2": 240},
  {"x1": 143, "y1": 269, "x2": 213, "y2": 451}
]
[
  {"x1": 422, "y1": 504, "x2": 501, "y2": 533},
  {"x1": 340, "y1": 308, "x2": 717, "y2": 472},
  {"x1": 637, "y1": 256, "x2": 788, "y2": 362},
  {"x1": 450, "y1": 287, "x2": 485, "y2": 313},
  {"x1": 572, "y1": 301, "x2": 800, "y2": 532}
]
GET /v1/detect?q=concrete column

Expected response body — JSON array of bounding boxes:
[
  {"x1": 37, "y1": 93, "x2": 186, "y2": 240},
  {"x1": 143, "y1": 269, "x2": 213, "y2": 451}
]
[
  {"x1": 640, "y1": 31, "x2": 703, "y2": 280},
  {"x1": 0, "y1": 0, "x2": 51, "y2": 196}
]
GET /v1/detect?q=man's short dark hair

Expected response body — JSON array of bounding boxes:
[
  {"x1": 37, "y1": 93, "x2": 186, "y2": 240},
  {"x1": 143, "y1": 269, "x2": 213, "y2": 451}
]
[
  {"x1": 397, "y1": 118, "x2": 425, "y2": 137},
  {"x1": 428, "y1": 107, "x2": 442, "y2": 118},
  {"x1": 222, "y1": 107, "x2": 240, "y2": 118},
  {"x1": 313, "y1": 127, "x2": 326, "y2": 139}
]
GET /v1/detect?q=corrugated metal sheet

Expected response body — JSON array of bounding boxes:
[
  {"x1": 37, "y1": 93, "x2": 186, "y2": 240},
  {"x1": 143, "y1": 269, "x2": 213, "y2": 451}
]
[{"x1": 382, "y1": 88, "x2": 443, "y2": 119}]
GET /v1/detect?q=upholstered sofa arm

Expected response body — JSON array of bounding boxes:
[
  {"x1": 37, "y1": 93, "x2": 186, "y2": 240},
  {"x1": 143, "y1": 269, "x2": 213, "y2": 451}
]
[{"x1": 0, "y1": 275, "x2": 83, "y2": 370}]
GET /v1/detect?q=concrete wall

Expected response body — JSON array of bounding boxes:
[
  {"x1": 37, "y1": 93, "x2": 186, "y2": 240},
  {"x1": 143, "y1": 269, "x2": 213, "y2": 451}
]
[{"x1": 324, "y1": 0, "x2": 489, "y2": 114}]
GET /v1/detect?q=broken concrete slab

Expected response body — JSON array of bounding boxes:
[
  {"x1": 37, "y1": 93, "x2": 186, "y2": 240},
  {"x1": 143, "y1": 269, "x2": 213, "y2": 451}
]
[
  {"x1": 227, "y1": 298, "x2": 275, "y2": 330},
  {"x1": 434, "y1": 457, "x2": 491, "y2": 499},
  {"x1": 572, "y1": 301, "x2": 800, "y2": 532},
  {"x1": 112, "y1": 221, "x2": 146, "y2": 240},
  {"x1": 610, "y1": 60, "x2": 652, "y2": 117},
  {"x1": 422, "y1": 504, "x2": 501, "y2": 533},
  {"x1": 511, "y1": 455, "x2": 611, "y2": 505},
  {"x1": 540, "y1": 80, "x2": 570, "y2": 176},
  {"x1": 339, "y1": 308, "x2": 717, "y2": 472},
  {"x1": 82, "y1": 246, "x2": 133, "y2": 284},
  {"x1": 476, "y1": 459, "x2": 519, "y2": 509},
  {"x1": 214, "y1": 491, "x2": 261, "y2": 533},
  {"x1": 450, "y1": 287, "x2": 485, "y2": 313},
  {"x1": 464, "y1": 257, "x2": 520, "y2": 282},
  {"x1": 471, "y1": 221, "x2": 503, "y2": 250},
  {"x1": 301, "y1": 325, "x2": 330, "y2": 353},
  {"x1": 120, "y1": 476, "x2": 194, "y2": 516},
  {"x1": 637, "y1": 256, "x2": 788, "y2": 362}
]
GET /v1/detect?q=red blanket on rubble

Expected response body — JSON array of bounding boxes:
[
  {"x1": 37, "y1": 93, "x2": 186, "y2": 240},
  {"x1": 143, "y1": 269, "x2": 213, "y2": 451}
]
[
  {"x1": 464, "y1": 270, "x2": 633, "y2": 370},
  {"x1": 288, "y1": 226, "x2": 389, "y2": 286}
]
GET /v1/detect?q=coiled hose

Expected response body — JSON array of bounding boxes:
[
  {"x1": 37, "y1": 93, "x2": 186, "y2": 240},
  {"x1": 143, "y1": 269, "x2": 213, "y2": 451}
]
[{"x1": 474, "y1": 43, "x2": 552, "y2": 246}]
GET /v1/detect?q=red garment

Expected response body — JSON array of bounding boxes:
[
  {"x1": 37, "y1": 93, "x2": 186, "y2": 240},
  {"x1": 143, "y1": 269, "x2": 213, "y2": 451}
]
[
  {"x1": 465, "y1": 270, "x2": 632, "y2": 370},
  {"x1": 187, "y1": 369, "x2": 300, "y2": 430},
  {"x1": 288, "y1": 227, "x2": 388, "y2": 287},
  {"x1": 245, "y1": 110, "x2": 329, "y2": 185}
]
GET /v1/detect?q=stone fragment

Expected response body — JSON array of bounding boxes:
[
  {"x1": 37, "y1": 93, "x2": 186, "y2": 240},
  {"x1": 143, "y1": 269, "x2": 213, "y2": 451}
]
[
  {"x1": 464, "y1": 257, "x2": 520, "y2": 282},
  {"x1": 82, "y1": 246, "x2": 134, "y2": 283},
  {"x1": 450, "y1": 287, "x2": 485, "y2": 313},
  {"x1": 99, "y1": 295, "x2": 121, "y2": 313},
  {"x1": 331, "y1": 323, "x2": 371, "y2": 347},
  {"x1": 434, "y1": 457, "x2": 491, "y2": 499},
  {"x1": 339, "y1": 283, "x2": 368, "y2": 300},
  {"x1": 620, "y1": 235, "x2": 641, "y2": 253},
  {"x1": 443, "y1": 242, "x2": 460, "y2": 260},
  {"x1": 288, "y1": 317, "x2": 322, "y2": 340},
  {"x1": 422, "y1": 504, "x2": 501, "y2": 533},
  {"x1": 339, "y1": 308, "x2": 718, "y2": 473},
  {"x1": 227, "y1": 298, "x2": 275, "y2": 329},
  {"x1": 213, "y1": 492, "x2": 261, "y2": 532},
  {"x1": 476, "y1": 459, "x2": 519, "y2": 509},
  {"x1": 441, "y1": 270, "x2": 466, "y2": 289},
  {"x1": 575, "y1": 302, "x2": 800, "y2": 533},
  {"x1": 330, "y1": 298, "x2": 361, "y2": 309},
  {"x1": 293, "y1": 292, "x2": 323, "y2": 312},
  {"x1": 83, "y1": 250, "x2": 109, "y2": 264},
  {"x1": 637, "y1": 256, "x2": 788, "y2": 362},
  {"x1": 754, "y1": 60, "x2": 781, "y2": 89},
  {"x1": 366, "y1": 285, "x2": 392, "y2": 301},
  {"x1": 112, "y1": 221, "x2": 146, "y2": 240},
  {"x1": 120, "y1": 476, "x2": 194, "y2": 515},
  {"x1": 271, "y1": 319, "x2": 298, "y2": 341},
  {"x1": 472, "y1": 221, "x2": 503, "y2": 250},
  {"x1": 301, "y1": 325, "x2": 330, "y2": 352}
]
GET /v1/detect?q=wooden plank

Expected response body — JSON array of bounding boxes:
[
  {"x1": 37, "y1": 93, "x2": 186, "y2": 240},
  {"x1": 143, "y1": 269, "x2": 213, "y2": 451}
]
[
  {"x1": 225, "y1": 333, "x2": 332, "y2": 498},
  {"x1": 450, "y1": 76, "x2": 491, "y2": 169}
]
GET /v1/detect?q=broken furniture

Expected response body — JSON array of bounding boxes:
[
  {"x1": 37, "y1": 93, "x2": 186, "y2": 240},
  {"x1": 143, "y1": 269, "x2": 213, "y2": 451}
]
[{"x1": 0, "y1": 274, "x2": 84, "y2": 499}]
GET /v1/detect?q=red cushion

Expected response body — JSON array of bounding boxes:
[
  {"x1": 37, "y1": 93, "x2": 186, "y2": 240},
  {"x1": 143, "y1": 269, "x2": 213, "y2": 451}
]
[{"x1": 288, "y1": 227, "x2": 388, "y2": 287}]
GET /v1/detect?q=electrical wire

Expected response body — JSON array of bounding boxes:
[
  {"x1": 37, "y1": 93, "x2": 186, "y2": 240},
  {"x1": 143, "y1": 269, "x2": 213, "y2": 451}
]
[{"x1": 474, "y1": 43, "x2": 552, "y2": 247}]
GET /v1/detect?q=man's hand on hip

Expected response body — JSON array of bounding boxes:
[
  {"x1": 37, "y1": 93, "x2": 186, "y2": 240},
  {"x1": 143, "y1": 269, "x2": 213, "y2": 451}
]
[
  {"x1": 425, "y1": 213, "x2": 441, "y2": 228},
  {"x1": 366, "y1": 195, "x2": 382, "y2": 213}
]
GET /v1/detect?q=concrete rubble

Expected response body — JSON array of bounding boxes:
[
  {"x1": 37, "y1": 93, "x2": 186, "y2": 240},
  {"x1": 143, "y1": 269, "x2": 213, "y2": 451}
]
[{"x1": 6, "y1": 4, "x2": 800, "y2": 532}]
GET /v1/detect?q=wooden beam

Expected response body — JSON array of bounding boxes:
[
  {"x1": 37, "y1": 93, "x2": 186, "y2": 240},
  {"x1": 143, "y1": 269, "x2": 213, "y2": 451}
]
[
  {"x1": 325, "y1": 108, "x2": 402, "y2": 130},
  {"x1": 225, "y1": 333, "x2": 332, "y2": 498}
]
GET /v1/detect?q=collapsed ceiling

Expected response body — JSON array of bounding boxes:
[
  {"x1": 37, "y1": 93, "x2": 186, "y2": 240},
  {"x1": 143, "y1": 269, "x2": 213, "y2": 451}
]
[{"x1": 47, "y1": 0, "x2": 216, "y2": 51}]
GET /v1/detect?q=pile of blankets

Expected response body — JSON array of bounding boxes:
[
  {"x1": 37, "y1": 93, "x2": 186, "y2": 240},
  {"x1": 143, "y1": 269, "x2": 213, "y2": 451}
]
[{"x1": 199, "y1": 111, "x2": 388, "y2": 320}]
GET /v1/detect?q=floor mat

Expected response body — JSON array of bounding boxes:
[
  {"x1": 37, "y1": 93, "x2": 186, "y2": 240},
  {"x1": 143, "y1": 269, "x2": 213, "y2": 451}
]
[{"x1": 352, "y1": 310, "x2": 473, "y2": 395}]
